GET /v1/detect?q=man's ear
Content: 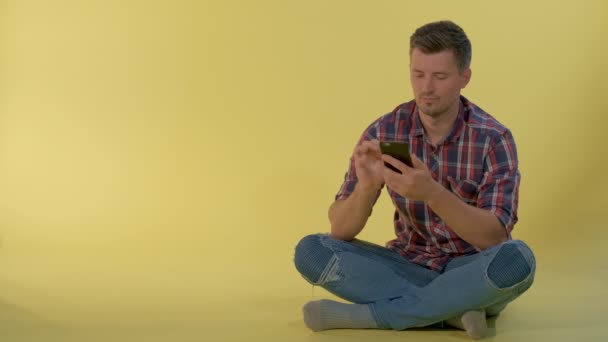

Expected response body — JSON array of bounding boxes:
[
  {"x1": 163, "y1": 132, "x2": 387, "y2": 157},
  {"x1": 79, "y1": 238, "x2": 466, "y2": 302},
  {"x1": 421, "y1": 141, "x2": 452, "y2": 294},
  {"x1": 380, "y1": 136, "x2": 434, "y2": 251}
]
[{"x1": 461, "y1": 68, "x2": 472, "y2": 89}]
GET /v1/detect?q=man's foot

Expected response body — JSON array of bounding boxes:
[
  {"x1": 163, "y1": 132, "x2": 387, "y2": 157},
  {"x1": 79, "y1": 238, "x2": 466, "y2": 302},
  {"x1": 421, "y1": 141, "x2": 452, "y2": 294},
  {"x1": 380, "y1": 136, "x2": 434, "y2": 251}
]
[
  {"x1": 445, "y1": 309, "x2": 487, "y2": 340},
  {"x1": 302, "y1": 299, "x2": 378, "y2": 331}
]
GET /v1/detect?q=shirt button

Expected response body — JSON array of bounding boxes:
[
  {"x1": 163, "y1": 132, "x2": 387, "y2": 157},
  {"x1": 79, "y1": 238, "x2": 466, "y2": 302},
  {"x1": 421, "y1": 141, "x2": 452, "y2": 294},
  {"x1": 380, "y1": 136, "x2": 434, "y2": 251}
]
[{"x1": 434, "y1": 216, "x2": 440, "y2": 222}]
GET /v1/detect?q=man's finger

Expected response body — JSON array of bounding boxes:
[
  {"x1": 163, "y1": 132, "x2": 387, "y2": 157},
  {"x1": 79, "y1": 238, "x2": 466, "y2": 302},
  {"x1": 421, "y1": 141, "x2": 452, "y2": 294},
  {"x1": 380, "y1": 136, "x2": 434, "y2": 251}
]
[
  {"x1": 382, "y1": 154, "x2": 411, "y2": 174},
  {"x1": 355, "y1": 144, "x2": 368, "y2": 156},
  {"x1": 410, "y1": 154, "x2": 428, "y2": 170},
  {"x1": 361, "y1": 140, "x2": 380, "y2": 154},
  {"x1": 382, "y1": 167, "x2": 398, "y2": 187},
  {"x1": 367, "y1": 139, "x2": 381, "y2": 152}
]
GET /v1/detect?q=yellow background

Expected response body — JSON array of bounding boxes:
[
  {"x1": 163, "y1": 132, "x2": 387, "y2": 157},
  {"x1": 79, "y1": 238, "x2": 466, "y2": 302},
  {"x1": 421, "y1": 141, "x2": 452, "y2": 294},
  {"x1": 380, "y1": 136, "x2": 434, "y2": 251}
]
[{"x1": 0, "y1": 0, "x2": 606, "y2": 341}]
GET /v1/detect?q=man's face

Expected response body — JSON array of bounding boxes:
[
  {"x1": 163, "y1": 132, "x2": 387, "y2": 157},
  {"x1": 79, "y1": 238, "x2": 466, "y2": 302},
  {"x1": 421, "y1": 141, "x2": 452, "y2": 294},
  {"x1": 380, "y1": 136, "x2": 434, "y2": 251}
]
[{"x1": 409, "y1": 48, "x2": 471, "y2": 118}]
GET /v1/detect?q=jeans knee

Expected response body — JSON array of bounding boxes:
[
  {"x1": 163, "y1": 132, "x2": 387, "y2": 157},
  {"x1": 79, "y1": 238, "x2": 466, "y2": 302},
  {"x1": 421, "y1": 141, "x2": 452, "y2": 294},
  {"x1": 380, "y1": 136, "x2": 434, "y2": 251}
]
[
  {"x1": 294, "y1": 234, "x2": 335, "y2": 283},
  {"x1": 487, "y1": 240, "x2": 535, "y2": 289}
]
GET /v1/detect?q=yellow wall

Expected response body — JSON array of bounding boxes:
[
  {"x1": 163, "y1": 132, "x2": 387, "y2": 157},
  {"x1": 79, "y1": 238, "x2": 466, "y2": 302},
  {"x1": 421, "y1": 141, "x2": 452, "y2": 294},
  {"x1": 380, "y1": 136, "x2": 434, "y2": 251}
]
[{"x1": 0, "y1": 0, "x2": 606, "y2": 325}]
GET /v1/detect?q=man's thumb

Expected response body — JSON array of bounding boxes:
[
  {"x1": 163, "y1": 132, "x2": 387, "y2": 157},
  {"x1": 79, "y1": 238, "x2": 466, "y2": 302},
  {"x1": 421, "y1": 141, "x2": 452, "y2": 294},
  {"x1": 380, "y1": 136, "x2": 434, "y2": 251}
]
[{"x1": 411, "y1": 154, "x2": 427, "y2": 170}]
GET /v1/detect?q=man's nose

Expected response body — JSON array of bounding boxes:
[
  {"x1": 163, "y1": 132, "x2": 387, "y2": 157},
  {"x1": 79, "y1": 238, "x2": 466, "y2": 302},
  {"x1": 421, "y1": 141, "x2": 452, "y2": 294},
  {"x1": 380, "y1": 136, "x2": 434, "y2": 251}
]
[{"x1": 422, "y1": 77, "x2": 435, "y2": 93}]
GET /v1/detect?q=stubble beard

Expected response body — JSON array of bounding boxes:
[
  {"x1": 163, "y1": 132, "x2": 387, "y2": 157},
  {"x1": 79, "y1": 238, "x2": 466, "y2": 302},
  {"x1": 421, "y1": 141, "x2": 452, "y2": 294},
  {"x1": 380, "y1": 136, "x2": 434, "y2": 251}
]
[
  {"x1": 418, "y1": 99, "x2": 447, "y2": 118},
  {"x1": 417, "y1": 95, "x2": 459, "y2": 119}
]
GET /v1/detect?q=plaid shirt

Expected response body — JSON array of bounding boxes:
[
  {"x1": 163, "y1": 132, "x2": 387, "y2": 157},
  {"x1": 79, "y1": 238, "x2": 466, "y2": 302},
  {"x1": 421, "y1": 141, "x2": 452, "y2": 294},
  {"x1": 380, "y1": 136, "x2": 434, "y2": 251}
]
[{"x1": 335, "y1": 96, "x2": 520, "y2": 272}]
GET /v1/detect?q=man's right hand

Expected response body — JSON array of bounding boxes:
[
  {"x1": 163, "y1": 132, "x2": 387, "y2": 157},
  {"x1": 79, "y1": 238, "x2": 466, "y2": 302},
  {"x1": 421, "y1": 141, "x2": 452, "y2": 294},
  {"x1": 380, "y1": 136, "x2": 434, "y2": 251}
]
[
  {"x1": 329, "y1": 139, "x2": 383, "y2": 241},
  {"x1": 353, "y1": 139, "x2": 384, "y2": 192}
]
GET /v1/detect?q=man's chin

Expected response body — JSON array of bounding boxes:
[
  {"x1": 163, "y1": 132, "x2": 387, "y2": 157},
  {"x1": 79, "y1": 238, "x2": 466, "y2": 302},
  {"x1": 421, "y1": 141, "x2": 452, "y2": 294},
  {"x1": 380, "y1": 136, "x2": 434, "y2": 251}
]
[{"x1": 418, "y1": 104, "x2": 442, "y2": 118}]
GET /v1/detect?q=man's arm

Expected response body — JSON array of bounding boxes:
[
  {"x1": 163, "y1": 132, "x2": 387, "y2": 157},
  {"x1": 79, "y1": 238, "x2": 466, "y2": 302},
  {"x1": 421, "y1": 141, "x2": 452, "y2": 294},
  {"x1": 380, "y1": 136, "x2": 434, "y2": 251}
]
[
  {"x1": 330, "y1": 138, "x2": 385, "y2": 241},
  {"x1": 382, "y1": 155, "x2": 507, "y2": 250},
  {"x1": 381, "y1": 130, "x2": 519, "y2": 251},
  {"x1": 430, "y1": 130, "x2": 521, "y2": 250},
  {"x1": 427, "y1": 187, "x2": 507, "y2": 250},
  {"x1": 329, "y1": 184, "x2": 380, "y2": 241}
]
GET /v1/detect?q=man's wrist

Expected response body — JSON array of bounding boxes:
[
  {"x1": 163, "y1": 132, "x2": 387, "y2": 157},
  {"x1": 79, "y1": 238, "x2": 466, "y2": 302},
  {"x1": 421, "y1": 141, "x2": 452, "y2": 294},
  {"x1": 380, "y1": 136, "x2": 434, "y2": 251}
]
[
  {"x1": 355, "y1": 182, "x2": 381, "y2": 197},
  {"x1": 426, "y1": 181, "x2": 447, "y2": 207}
]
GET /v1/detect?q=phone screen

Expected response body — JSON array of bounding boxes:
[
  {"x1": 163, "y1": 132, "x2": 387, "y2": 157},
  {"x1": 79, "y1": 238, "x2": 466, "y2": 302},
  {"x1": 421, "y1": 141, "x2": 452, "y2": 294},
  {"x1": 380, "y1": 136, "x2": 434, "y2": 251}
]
[{"x1": 379, "y1": 141, "x2": 413, "y2": 173}]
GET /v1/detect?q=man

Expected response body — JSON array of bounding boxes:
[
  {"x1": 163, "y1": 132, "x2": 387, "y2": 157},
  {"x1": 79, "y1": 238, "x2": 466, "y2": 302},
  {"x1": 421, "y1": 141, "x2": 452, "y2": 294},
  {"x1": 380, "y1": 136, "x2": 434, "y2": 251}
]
[{"x1": 294, "y1": 21, "x2": 535, "y2": 340}]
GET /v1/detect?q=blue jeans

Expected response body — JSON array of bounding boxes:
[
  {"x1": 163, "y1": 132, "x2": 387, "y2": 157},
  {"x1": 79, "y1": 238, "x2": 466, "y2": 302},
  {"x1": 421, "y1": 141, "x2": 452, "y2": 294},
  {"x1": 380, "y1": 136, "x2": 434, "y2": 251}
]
[{"x1": 294, "y1": 234, "x2": 536, "y2": 330}]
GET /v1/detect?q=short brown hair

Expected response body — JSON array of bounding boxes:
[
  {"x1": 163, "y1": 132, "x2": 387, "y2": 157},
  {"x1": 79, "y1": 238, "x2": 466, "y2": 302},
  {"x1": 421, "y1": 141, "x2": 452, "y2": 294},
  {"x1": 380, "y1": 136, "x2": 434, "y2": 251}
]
[{"x1": 410, "y1": 21, "x2": 472, "y2": 72}]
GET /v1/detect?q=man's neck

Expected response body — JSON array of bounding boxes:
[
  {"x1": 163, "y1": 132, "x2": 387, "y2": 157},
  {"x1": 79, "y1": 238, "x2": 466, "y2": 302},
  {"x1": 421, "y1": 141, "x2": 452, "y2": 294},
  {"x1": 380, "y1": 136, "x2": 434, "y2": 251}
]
[{"x1": 419, "y1": 100, "x2": 460, "y2": 146}]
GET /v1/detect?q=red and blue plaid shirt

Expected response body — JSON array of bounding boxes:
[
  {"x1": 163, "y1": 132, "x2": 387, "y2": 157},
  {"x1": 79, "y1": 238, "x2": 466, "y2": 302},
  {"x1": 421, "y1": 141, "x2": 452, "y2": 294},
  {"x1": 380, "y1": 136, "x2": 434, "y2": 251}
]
[{"x1": 335, "y1": 96, "x2": 520, "y2": 272}]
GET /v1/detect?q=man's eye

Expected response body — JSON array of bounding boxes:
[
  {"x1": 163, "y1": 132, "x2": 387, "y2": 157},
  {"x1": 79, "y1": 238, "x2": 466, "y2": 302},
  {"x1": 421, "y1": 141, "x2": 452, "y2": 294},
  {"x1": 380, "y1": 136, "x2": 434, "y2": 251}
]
[{"x1": 435, "y1": 75, "x2": 447, "y2": 80}]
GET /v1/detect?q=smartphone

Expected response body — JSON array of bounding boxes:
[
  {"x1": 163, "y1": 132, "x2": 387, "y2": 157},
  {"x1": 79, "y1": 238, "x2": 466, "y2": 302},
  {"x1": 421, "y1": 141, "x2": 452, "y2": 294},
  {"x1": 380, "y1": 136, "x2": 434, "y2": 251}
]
[{"x1": 379, "y1": 141, "x2": 413, "y2": 173}]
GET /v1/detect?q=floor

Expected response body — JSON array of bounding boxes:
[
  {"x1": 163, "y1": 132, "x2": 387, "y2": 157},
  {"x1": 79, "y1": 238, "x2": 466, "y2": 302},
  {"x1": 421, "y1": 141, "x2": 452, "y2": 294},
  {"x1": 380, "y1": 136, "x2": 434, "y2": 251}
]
[{"x1": 0, "y1": 241, "x2": 606, "y2": 342}]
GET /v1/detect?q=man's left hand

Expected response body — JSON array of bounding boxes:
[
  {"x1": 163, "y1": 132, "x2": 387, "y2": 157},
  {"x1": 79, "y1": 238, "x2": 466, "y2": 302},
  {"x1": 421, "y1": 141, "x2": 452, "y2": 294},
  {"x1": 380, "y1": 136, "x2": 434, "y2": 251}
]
[{"x1": 381, "y1": 154, "x2": 444, "y2": 202}]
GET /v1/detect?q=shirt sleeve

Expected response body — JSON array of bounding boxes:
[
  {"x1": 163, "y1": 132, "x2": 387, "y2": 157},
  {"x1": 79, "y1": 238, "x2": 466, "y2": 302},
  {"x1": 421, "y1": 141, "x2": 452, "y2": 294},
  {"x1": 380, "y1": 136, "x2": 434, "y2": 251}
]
[
  {"x1": 477, "y1": 129, "x2": 521, "y2": 234},
  {"x1": 334, "y1": 121, "x2": 383, "y2": 208}
]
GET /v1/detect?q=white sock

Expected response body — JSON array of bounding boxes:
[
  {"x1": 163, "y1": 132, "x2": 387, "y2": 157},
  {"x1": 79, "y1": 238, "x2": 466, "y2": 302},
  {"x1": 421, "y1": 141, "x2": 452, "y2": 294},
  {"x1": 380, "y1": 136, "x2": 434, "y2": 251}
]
[
  {"x1": 445, "y1": 310, "x2": 487, "y2": 340},
  {"x1": 302, "y1": 299, "x2": 378, "y2": 331}
]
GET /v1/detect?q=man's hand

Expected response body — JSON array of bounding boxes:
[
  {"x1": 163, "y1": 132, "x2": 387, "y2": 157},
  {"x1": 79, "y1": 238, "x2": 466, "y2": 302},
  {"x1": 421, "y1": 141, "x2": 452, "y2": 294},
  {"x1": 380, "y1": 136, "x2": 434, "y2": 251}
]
[
  {"x1": 328, "y1": 139, "x2": 384, "y2": 241},
  {"x1": 381, "y1": 154, "x2": 444, "y2": 202},
  {"x1": 354, "y1": 139, "x2": 384, "y2": 192}
]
